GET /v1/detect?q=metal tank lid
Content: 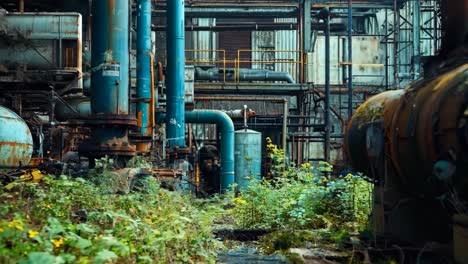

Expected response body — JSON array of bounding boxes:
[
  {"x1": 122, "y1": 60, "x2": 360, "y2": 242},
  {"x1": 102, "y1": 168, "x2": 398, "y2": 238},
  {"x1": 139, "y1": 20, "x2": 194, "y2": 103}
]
[{"x1": 235, "y1": 129, "x2": 261, "y2": 134}]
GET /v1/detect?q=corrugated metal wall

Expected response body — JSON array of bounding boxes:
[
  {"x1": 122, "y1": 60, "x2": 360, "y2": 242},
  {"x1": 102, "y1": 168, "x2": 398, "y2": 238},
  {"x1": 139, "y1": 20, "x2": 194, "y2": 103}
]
[
  {"x1": 274, "y1": 18, "x2": 299, "y2": 82},
  {"x1": 310, "y1": 35, "x2": 384, "y2": 86},
  {"x1": 251, "y1": 18, "x2": 299, "y2": 82},
  {"x1": 186, "y1": 18, "x2": 218, "y2": 64}
]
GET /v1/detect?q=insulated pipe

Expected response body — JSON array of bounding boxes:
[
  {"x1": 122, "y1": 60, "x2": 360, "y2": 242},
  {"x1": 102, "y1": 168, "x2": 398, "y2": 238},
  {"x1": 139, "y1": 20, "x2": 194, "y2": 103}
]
[
  {"x1": 195, "y1": 67, "x2": 295, "y2": 83},
  {"x1": 185, "y1": 110, "x2": 235, "y2": 192},
  {"x1": 166, "y1": 0, "x2": 186, "y2": 147},
  {"x1": 136, "y1": 0, "x2": 152, "y2": 137}
]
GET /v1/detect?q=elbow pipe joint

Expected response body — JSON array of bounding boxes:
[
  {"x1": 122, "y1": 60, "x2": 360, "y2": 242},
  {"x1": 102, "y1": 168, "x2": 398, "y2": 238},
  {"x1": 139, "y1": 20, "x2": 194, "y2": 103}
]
[{"x1": 185, "y1": 110, "x2": 235, "y2": 192}]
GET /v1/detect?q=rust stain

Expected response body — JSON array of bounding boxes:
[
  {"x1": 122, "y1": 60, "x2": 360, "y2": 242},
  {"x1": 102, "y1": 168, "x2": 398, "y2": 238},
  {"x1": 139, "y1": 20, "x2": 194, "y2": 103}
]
[
  {"x1": 0, "y1": 141, "x2": 33, "y2": 148},
  {"x1": 0, "y1": 141, "x2": 32, "y2": 166},
  {"x1": 137, "y1": 111, "x2": 143, "y2": 128},
  {"x1": 107, "y1": 0, "x2": 115, "y2": 51}
]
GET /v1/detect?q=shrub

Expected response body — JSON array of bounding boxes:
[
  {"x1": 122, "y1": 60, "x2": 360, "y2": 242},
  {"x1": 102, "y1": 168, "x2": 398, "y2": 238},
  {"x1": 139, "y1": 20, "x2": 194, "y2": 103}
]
[{"x1": 0, "y1": 174, "x2": 223, "y2": 263}]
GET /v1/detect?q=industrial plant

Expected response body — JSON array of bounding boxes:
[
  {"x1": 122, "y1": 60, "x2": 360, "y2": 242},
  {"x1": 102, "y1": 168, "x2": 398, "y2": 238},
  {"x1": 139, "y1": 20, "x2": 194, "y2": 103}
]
[{"x1": 0, "y1": 0, "x2": 467, "y2": 263}]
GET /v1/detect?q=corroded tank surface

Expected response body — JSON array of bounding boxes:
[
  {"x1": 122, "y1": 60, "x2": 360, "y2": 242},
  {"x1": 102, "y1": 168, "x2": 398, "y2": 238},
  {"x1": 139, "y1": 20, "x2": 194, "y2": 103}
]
[
  {"x1": 235, "y1": 129, "x2": 262, "y2": 190},
  {"x1": 0, "y1": 106, "x2": 33, "y2": 167},
  {"x1": 345, "y1": 90, "x2": 404, "y2": 177},
  {"x1": 345, "y1": 63, "x2": 468, "y2": 198}
]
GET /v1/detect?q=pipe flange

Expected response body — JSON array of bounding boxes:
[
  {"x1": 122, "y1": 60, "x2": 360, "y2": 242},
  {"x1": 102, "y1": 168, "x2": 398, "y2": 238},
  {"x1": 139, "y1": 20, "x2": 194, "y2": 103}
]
[
  {"x1": 78, "y1": 139, "x2": 137, "y2": 157},
  {"x1": 167, "y1": 147, "x2": 192, "y2": 157},
  {"x1": 82, "y1": 114, "x2": 137, "y2": 127},
  {"x1": 129, "y1": 133, "x2": 153, "y2": 143}
]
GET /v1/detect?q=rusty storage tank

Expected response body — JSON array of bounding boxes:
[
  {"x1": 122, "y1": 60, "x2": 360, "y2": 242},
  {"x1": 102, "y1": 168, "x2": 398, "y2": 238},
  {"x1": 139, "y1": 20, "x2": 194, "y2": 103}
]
[
  {"x1": 235, "y1": 129, "x2": 262, "y2": 190},
  {"x1": 0, "y1": 106, "x2": 34, "y2": 167},
  {"x1": 345, "y1": 62, "x2": 468, "y2": 243},
  {"x1": 345, "y1": 90, "x2": 404, "y2": 178},
  {"x1": 347, "y1": 64, "x2": 468, "y2": 198}
]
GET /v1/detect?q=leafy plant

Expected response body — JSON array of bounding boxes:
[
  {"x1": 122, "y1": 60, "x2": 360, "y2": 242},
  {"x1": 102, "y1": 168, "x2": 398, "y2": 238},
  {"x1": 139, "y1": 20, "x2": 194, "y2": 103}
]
[
  {"x1": 0, "y1": 174, "x2": 223, "y2": 263},
  {"x1": 228, "y1": 139, "x2": 373, "y2": 234}
]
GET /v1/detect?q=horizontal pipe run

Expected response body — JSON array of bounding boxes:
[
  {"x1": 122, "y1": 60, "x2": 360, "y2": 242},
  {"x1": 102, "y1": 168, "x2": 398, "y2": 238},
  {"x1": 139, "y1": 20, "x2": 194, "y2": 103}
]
[
  {"x1": 195, "y1": 96, "x2": 287, "y2": 103},
  {"x1": 151, "y1": 23, "x2": 346, "y2": 32},
  {"x1": 195, "y1": 67, "x2": 295, "y2": 84}
]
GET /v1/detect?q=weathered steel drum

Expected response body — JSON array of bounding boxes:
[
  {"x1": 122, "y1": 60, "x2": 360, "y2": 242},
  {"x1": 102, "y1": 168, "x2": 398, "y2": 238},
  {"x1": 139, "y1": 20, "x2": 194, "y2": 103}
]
[
  {"x1": 235, "y1": 129, "x2": 262, "y2": 190},
  {"x1": 345, "y1": 64, "x2": 468, "y2": 198},
  {"x1": 0, "y1": 106, "x2": 33, "y2": 167}
]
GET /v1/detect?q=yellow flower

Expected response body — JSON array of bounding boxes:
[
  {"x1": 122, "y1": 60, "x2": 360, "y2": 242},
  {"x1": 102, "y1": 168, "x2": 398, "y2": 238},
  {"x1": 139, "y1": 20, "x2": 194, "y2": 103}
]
[
  {"x1": 0, "y1": 227, "x2": 4, "y2": 233},
  {"x1": 28, "y1": 230, "x2": 39, "y2": 238},
  {"x1": 8, "y1": 220, "x2": 24, "y2": 231},
  {"x1": 232, "y1": 197, "x2": 247, "y2": 205},
  {"x1": 301, "y1": 162, "x2": 311, "y2": 168},
  {"x1": 345, "y1": 173, "x2": 353, "y2": 180},
  {"x1": 43, "y1": 203, "x2": 52, "y2": 209},
  {"x1": 52, "y1": 237, "x2": 64, "y2": 248},
  {"x1": 322, "y1": 177, "x2": 329, "y2": 183}
]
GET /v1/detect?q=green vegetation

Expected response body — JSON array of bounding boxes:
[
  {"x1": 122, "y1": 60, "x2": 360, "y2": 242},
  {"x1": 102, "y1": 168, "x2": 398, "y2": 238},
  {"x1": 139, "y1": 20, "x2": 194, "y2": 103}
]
[
  {"x1": 226, "y1": 138, "x2": 373, "y2": 258},
  {"x1": 0, "y1": 165, "x2": 223, "y2": 263},
  {"x1": 229, "y1": 138, "x2": 373, "y2": 233},
  {"x1": 0, "y1": 142, "x2": 373, "y2": 263}
]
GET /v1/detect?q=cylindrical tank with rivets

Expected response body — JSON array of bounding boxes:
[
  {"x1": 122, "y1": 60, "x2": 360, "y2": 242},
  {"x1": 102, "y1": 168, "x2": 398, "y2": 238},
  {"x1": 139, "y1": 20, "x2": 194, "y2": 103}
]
[
  {"x1": 0, "y1": 106, "x2": 34, "y2": 167},
  {"x1": 235, "y1": 129, "x2": 262, "y2": 190}
]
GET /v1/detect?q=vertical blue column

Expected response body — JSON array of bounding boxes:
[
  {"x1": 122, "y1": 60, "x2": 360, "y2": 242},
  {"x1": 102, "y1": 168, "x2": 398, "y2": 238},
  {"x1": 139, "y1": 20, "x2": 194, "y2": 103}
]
[
  {"x1": 91, "y1": 0, "x2": 129, "y2": 115},
  {"x1": 137, "y1": 0, "x2": 152, "y2": 136},
  {"x1": 166, "y1": 0, "x2": 186, "y2": 147}
]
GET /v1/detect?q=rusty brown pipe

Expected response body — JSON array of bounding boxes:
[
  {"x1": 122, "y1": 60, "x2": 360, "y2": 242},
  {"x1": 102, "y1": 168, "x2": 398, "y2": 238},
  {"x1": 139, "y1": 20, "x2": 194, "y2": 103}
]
[
  {"x1": 157, "y1": 62, "x2": 165, "y2": 83},
  {"x1": 19, "y1": 0, "x2": 24, "y2": 12}
]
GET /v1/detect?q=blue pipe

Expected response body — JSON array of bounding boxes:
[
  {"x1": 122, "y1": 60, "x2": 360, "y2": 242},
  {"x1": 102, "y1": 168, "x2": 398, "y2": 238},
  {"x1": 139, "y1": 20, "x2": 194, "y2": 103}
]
[
  {"x1": 83, "y1": 0, "x2": 134, "y2": 158},
  {"x1": 91, "y1": 0, "x2": 129, "y2": 115},
  {"x1": 185, "y1": 110, "x2": 235, "y2": 192},
  {"x1": 136, "y1": 0, "x2": 152, "y2": 135},
  {"x1": 166, "y1": 0, "x2": 186, "y2": 147}
]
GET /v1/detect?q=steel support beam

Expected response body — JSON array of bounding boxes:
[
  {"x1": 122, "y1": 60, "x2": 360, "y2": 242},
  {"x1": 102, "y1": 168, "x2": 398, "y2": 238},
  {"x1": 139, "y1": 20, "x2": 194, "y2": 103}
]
[
  {"x1": 302, "y1": 0, "x2": 312, "y2": 83},
  {"x1": 347, "y1": 0, "x2": 353, "y2": 118},
  {"x1": 412, "y1": 0, "x2": 421, "y2": 80}
]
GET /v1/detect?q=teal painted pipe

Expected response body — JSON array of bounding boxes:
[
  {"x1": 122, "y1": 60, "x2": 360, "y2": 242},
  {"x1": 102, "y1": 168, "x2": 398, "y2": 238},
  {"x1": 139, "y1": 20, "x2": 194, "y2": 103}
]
[
  {"x1": 87, "y1": 0, "x2": 132, "y2": 157},
  {"x1": 136, "y1": 0, "x2": 152, "y2": 135},
  {"x1": 185, "y1": 110, "x2": 235, "y2": 191},
  {"x1": 166, "y1": 0, "x2": 186, "y2": 147},
  {"x1": 55, "y1": 97, "x2": 91, "y2": 121},
  {"x1": 91, "y1": 0, "x2": 129, "y2": 115},
  {"x1": 0, "y1": 106, "x2": 33, "y2": 167}
]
